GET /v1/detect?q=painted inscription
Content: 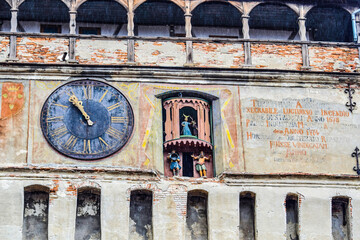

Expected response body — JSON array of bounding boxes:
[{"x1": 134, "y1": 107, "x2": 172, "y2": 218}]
[{"x1": 243, "y1": 98, "x2": 357, "y2": 163}]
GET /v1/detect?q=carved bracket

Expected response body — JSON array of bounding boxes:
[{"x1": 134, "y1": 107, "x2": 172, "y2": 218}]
[{"x1": 344, "y1": 84, "x2": 356, "y2": 113}]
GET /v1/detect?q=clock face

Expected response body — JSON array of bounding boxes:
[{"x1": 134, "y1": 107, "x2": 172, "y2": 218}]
[{"x1": 40, "y1": 80, "x2": 134, "y2": 160}]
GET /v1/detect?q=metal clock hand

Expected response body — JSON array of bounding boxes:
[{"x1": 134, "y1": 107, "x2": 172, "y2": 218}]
[{"x1": 69, "y1": 95, "x2": 94, "y2": 126}]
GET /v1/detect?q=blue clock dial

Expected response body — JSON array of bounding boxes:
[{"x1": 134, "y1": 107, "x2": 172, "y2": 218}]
[{"x1": 40, "y1": 80, "x2": 134, "y2": 160}]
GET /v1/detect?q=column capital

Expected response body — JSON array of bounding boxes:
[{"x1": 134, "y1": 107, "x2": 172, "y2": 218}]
[
  {"x1": 298, "y1": 17, "x2": 306, "y2": 21},
  {"x1": 241, "y1": 14, "x2": 250, "y2": 19},
  {"x1": 185, "y1": 13, "x2": 192, "y2": 17},
  {"x1": 10, "y1": 8, "x2": 18, "y2": 13},
  {"x1": 69, "y1": 11, "x2": 77, "y2": 15}
]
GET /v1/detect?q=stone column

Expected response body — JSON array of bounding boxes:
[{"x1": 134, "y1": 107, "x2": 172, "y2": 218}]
[
  {"x1": 185, "y1": 1, "x2": 193, "y2": 65},
  {"x1": 68, "y1": 11, "x2": 77, "y2": 62},
  {"x1": 127, "y1": 3, "x2": 135, "y2": 63},
  {"x1": 69, "y1": 11, "x2": 77, "y2": 34},
  {"x1": 298, "y1": 17, "x2": 307, "y2": 41},
  {"x1": 204, "y1": 106, "x2": 210, "y2": 142},
  {"x1": 242, "y1": 14, "x2": 252, "y2": 66},
  {"x1": 241, "y1": 14, "x2": 250, "y2": 39},
  {"x1": 8, "y1": 8, "x2": 18, "y2": 60}
]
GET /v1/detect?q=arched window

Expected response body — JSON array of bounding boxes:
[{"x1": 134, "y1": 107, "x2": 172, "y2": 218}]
[
  {"x1": 0, "y1": 0, "x2": 11, "y2": 32},
  {"x1": 285, "y1": 194, "x2": 299, "y2": 240},
  {"x1": 134, "y1": 0, "x2": 185, "y2": 37},
  {"x1": 18, "y1": 0, "x2": 69, "y2": 33},
  {"x1": 306, "y1": 6, "x2": 352, "y2": 42},
  {"x1": 239, "y1": 191, "x2": 256, "y2": 240},
  {"x1": 332, "y1": 196, "x2": 351, "y2": 240},
  {"x1": 23, "y1": 185, "x2": 50, "y2": 240},
  {"x1": 249, "y1": 3, "x2": 298, "y2": 40},
  {"x1": 186, "y1": 190, "x2": 208, "y2": 240},
  {"x1": 75, "y1": 187, "x2": 101, "y2": 240},
  {"x1": 191, "y1": 2, "x2": 242, "y2": 38},
  {"x1": 129, "y1": 190, "x2": 153, "y2": 240},
  {"x1": 77, "y1": 0, "x2": 127, "y2": 36},
  {"x1": 161, "y1": 91, "x2": 216, "y2": 178}
]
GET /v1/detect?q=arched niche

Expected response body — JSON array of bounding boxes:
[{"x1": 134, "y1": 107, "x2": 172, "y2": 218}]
[
  {"x1": 77, "y1": 0, "x2": 127, "y2": 36},
  {"x1": 18, "y1": 0, "x2": 69, "y2": 33},
  {"x1": 191, "y1": 1, "x2": 242, "y2": 38},
  {"x1": 134, "y1": 0, "x2": 185, "y2": 37},
  {"x1": 249, "y1": 3, "x2": 299, "y2": 40},
  {"x1": 159, "y1": 91, "x2": 217, "y2": 178},
  {"x1": 0, "y1": 0, "x2": 11, "y2": 32},
  {"x1": 306, "y1": 6, "x2": 352, "y2": 42}
]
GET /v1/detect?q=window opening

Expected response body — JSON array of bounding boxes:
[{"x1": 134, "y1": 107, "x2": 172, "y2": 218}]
[
  {"x1": 186, "y1": 191, "x2": 208, "y2": 240},
  {"x1": 40, "y1": 24, "x2": 61, "y2": 33},
  {"x1": 79, "y1": 27, "x2": 101, "y2": 35},
  {"x1": 23, "y1": 187, "x2": 49, "y2": 240},
  {"x1": 286, "y1": 194, "x2": 299, "y2": 240},
  {"x1": 129, "y1": 190, "x2": 153, "y2": 240},
  {"x1": 75, "y1": 188, "x2": 101, "y2": 240},
  {"x1": 332, "y1": 197, "x2": 351, "y2": 240},
  {"x1": 240, "y1": 192, "x2": 256, "y2": 240}
]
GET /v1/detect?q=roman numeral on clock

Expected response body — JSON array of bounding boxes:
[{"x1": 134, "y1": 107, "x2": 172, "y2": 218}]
[
  {"x1": 107, "y1": 102, "x2": 122, "y2": 111},
  {"x1": 106, "y1": 126, "x2": 123, "y2": 140},
  {"x1": 64, "y1": 135, "x2": 77, "y2": 150},
  {"x1": 111, "y1": 116, "x2": 128, "y2": 123}
]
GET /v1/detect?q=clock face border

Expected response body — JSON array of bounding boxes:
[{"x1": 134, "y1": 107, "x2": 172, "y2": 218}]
[{"x1": 40, "y1": 80, "x2": 135, "y2": 161}]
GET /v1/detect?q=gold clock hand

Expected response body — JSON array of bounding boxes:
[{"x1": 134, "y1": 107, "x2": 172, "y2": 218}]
[{"x1": 69, "y1": 95, "x2": 94, "y2": 126}]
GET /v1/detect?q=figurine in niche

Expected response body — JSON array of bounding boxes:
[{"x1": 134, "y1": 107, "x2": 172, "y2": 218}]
[
  {"x1": 167, "y1": 150, "x2": 181, "y2": 176},
  {"x1": 181, "y1": 114, "x2": 192, "y2": 136},
  {"x1": 191, "y1": 151, "x2": 210, "y2": 177},
  {"x1": 190, "y1": 119, "x2": 198, "y2": 137}
]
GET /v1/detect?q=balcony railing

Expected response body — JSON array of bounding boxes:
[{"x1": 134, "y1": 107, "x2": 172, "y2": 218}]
[{"x1": 1, "y1": 32, "x2": 359, "y2": 73}]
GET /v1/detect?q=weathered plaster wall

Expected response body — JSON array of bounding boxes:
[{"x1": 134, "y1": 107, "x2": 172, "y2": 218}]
[
  {"x1": 135, "y1": 41, "x2": 186, "y2": 67},
  {"x1": 75, "y1": 39, "x2": 128, "y2": 64},
  {"x1": 16, "y1": 37, "x2": 68, "y2": 63},
  {"x1": 0, "y1": 81, "x2": 29, "y2": 165},
  {"x1": 252, "y1": 43, "x2": 302, "y2": 70},
  {"x1": 193, "y1": 42, "x2": 244, "y2": 68},
  {"x1": 0, "y1": 176, "x2": 359, "y2": 240},
  {"x1": 309, "y1": 46, "x2": 359, "y2": 72},
  {"x1": 240, "y1": 86, "x2": 360, "y2": 174}
]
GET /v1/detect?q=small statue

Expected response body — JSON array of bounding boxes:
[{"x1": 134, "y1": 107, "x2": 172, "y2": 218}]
[
  {"x1": 167, "y1": 150, "x2": 181, "y2": 176},
  {"x1": 191, "y1": 151, "x2": 210, "y2": 177},
  {"x1": 181, "y1": 114, "x2": 192, "y2": 136},
  {"x1": 190, "y1": 120, "x2": 198, "y2": 137}
]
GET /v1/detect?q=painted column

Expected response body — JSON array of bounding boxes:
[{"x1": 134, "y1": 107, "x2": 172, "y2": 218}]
[
  {"x1": 173, "y1": 101, "x2": 180, "y2": 138},
  {"x1": 185, "y1": 0, "x2": 193, "y2": 64},
  {"x1": 127, "y1": 1, "x2": 135, "y2": 62},
  {"x1": 204, "y1": 105, "x2": 210, "y2": 142},
  {"x1": 8, "y1": 8, "x2": 18, "y2": 60},
  {"x1": 164, "y1": 103, "x2": 172, "y2": 141},
  {"x1": 69, "y1": 11, "x2": 77, "y2": 34}
]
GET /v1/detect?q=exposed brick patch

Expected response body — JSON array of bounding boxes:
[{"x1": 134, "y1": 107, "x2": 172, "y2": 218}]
[
  {"x1": 17, "y1": 37, "x2": 68, "y2": 63},
  {"x1": 309, "y1": 46, "x2": 359, "y2": 72},
  {"x1": 252, "y1": 43, "x2": 302, "y2": 70},
  {"x1": 193, "y1": 42, "x2": 244, "y2": 68},
  {"x1": 0, "y1": 36, "x2": 9, "y2": 61},
  {"x1": 75, "y1": 39, "x2": 127, "y2": 65},
  {"x1": 135, "y1": 40, "x2": 186, "y2": 66}
]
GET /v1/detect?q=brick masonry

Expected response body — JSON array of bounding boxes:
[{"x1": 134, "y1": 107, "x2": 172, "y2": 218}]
[
  {"x1": 76, "y1": 39, "x2": 128, "y2": 65},
  {"x1": 135, "y1": 41, "x2": 186, "y2": 66},
  {"x1": 309, "y1": 46, "x2": 359, "y2": 72},
  {"x1": 252, "y1": 43, "x2": 302, "y2": 70},
  {"x1": 193, "y1": 42, "x2": 244, "y2": 68},
  {"x1": 0, "y1": 36, "x2": 9, "y2": 61},
  {"x1": 16, "y1": 37, "x2": 68, "y2": 63}
]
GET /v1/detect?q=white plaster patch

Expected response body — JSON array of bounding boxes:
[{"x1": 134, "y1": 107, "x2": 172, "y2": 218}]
[{"x1": 16, "y1": 149, "x2": 27, "y2": 156}]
